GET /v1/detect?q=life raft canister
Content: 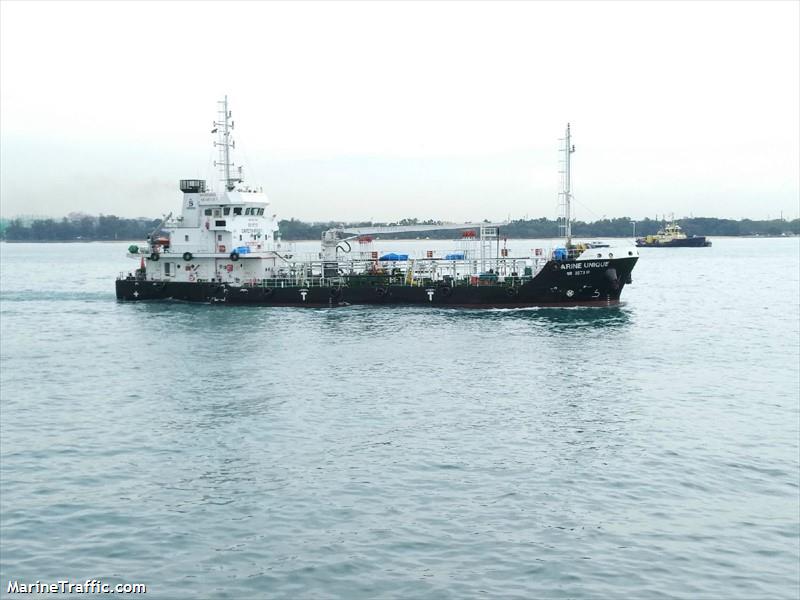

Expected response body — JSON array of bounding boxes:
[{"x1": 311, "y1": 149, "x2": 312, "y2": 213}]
[
  {"x1": 182, "y1": 252, "x2": 193, "y2": 261},
  {"x1": 230, "y1": 252, "x2": 240, "y2": 261}
]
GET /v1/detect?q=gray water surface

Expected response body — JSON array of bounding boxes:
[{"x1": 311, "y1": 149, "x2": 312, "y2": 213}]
[{"x1": 1, "y1": 238, "x2": 798, "y2": 599}]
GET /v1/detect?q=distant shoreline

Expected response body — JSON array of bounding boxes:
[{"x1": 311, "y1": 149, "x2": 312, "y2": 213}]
[
  {"x1": 3, "y1": 215, "x2": 797, "y2": 242},
  {"x1": 2, "y1": 234, "x2": 798, "y2": 244},
  {"x1": 3, "y1": 215, "x2": 797, "y2": 243}
]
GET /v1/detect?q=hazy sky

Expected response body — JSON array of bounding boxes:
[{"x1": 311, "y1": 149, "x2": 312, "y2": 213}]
[{"x1": 1, "y1": 0, "x2": 798, "y2": 222}]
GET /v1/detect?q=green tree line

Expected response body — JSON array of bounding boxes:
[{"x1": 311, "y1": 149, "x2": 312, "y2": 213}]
[
  {"x1": 260, "y1": 217, "x2": 800, "y2": 239},
  {"x1": 1, "y1": 215, "x2": 797, "y2": 242},
  {"x1": 1, "y1": 216, "x2": 162, "y2": 241}
]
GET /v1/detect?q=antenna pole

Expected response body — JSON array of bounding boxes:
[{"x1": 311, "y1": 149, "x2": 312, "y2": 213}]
[
  {"x1": 214, "y1": 95, "x2": 240, "y2": 191},
  {"x1": 222, "y1": 96, "x2": 231, "y2": 189},
  {"x1": 558, "y1": 123, "x2": 576, "y2": 245}
]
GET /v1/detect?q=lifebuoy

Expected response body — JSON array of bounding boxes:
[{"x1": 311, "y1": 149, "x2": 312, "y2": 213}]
[
  {"x1": 230, "y1": 252, "x2": 240, "y2": 261},
  {"x1": 183, "y1": 252, "x2": 193, "y2": 261},
  {"x1": 441, "y1": 286, "x2": 453, "y2": 297},
  {"x1": 150, "y1": 253, "x2": 159, "y2": 261}
]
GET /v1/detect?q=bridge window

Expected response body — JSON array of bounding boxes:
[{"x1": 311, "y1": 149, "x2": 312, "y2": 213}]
[
  {"x1": 223, "y1": 207, "x2": 230, "y2": 215},
  {"x1": 215, "y1": 220, "x2": 226, "y2": 227},
  {"x1": 165, "y1": 262, "x2": 171, "y2": 275},
  {"x1": 204, "y1": 209, "x2": 212, "y2": 216},
  {"x1": 213, "y1": 209, "x2": 221, "y2": 217},
  {"x1": 233, "y1": 207, "x2": 242, "y2": 215}
]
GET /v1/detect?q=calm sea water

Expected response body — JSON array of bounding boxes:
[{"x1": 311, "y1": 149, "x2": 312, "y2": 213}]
[{"x1": 1, "y1": 238, "x2": 798, "y2": 599}]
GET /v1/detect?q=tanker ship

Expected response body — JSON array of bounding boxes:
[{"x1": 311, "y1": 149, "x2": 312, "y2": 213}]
[{"x1": 116, "y1": 100, "x2": 638, "y2": 307}]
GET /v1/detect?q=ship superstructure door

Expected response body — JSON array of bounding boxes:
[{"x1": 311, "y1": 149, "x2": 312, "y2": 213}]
[{"x1": 479, "y1": 226, "x2": 499, "y2": 273}]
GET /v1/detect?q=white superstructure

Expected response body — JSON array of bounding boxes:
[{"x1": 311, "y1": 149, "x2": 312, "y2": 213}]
[{"x1": 129, "y1": 97, "x2": 287, "y2": 285}]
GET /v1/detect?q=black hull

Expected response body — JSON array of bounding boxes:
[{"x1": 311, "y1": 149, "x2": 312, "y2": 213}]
[
  {"x1": 116, "y1": 258, "x2": 637, "y2": 308},
  {"x1": 636, "y1": 237, "x2": 711, "y2": 247}
]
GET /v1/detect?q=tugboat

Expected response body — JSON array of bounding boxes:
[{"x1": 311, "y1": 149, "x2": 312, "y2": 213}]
[
  {"x1": 636, "y1": 218, "x2": 712, "y2": 247},
  {"x1": 115, "y1": 103, "x2": 638, "y2": 307}
]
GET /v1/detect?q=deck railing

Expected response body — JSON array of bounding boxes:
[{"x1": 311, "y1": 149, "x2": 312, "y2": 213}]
[{"x1": 123, "y1": 247, "x2": 573, "y2": 286}]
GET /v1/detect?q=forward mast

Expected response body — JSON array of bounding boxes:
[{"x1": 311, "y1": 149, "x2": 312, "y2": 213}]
[{"x1": 558, "y1": 123, "x2": 576, "y2": 246}]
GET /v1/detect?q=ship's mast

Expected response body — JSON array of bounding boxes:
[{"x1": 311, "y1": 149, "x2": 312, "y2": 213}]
[
  {"x1": 558, "y1": 123, "x2": 576, "y2": 246},
  {"x1": 213, "y1": 95, "x2": 242, "y2": 192}
]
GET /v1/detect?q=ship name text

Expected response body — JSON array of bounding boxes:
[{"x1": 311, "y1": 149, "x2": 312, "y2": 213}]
[{"x1": 560, "y1": 261, "x2": 610, "y2": 270}]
